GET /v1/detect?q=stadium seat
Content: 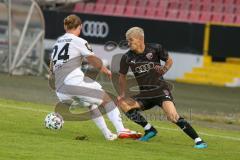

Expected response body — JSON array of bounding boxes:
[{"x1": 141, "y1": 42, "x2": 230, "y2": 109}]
[
  {"x1": 156, "y1": 9, "x2": 167, "y2": 20},
  {"x1": 199, "y1": 12, "x2": 212, "y2": 22},
  {"x1": 74, "y1": 3, "x2": 85, "y2": 12},
  {"x1": 224, "y1": 5, "x2": 236, "y2": 13},
  {"x1": 178, "y1": 10, "x2": 190, "y2": 21},
  {"x1": 127, "y1": 0, "x2": 138, "y2": 6},
  {"x1": 200, "y1": 4, "x2": 214, "y2": 12},
  {"x1": 189, "y1": 11, "x2": 201, "y2": 22},
  {"x1": 234, "y1": 15, "x2": 240, "y2": 23},
  {"x1": 146, "y1": 0, "x2": 160, "y2": 8},
  {"x1": 135, "y1": 7, "x2": 146, "y2": 17},
  {"x1": 166, "y1": 9, "x2": 179, "y2": 20},
  {"x1": 124, "y1": 5, "x2": 136, "y2": 16},
  {"x1": 84, "y1": 3, "x2": 95, "y2": 13},
  {"x1": 235, "y1": 0, "x2": 240, "y2": 4},
  {"x1": 95, "y1": 3, "x2": 105, "y2": 13},
  {"x1": 103, "y1": 4, "x2": 115, "y2": 15},
  {"x1": 212, "y1": 4, "x2": 225, "y2": 12},
  {"x1": 114, "y1": 5, "x2": 125, "y2": 15},
  {"x1": 223, "y1": 0, "x2": 235, "y2": 4},
  {"x1": 136, "y1": 0, "x2": 147, "y2": 7},
  {"x1": 223, "y1": 14, "x2": 236, "y2": 23},
  {"x1": 145, "y1": 7, "x2": 157, "y2": 17},
  {"x1": 212, "y1": 13, "x2": 224, "y2": 22},
  {"x1": 117, "y1": 0, "x2": 128, "y2": 5}
]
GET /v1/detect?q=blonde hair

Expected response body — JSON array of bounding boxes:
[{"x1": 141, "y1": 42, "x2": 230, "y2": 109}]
[
  {"x1": 126, "y1": 27, "x2": 144, "y2": 39},
  {"x1": 64, "y1": 14, "x2": 82, "y2": 31}
]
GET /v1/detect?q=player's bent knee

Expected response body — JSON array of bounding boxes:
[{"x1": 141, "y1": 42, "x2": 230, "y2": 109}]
[
  {"x1": 118, "y1": 98, "x2": 140, "y2": 113},
  {"x1": 167, "y1": 113, "x2": 179, "y2": 123}
]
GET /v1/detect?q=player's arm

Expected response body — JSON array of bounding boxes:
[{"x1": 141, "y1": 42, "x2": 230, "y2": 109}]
[
  {"x1": 154, "y1": 45, "x2": 173, "y2": 75},
  {"x1": 86, "y1": 55, "x2": 112, "y2": 78}
]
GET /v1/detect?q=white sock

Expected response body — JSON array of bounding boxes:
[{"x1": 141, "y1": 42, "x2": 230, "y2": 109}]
[
  {"x1": 194, "y1": 137, "x2": 202, "y2": 144},
  {"x1": 105, "y1": 101, "x2": 125, "y2": 133},
  {"x1": 144, "y1": 123, "x2": 152, "y2": 130},
  {"x1": 90, "y1": 105, "x2": 112, "y2": 138}
]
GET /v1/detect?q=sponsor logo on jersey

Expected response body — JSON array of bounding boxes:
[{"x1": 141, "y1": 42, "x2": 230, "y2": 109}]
[{"x1": 135, "y1": 62, "x2": 154, "y2": 73}]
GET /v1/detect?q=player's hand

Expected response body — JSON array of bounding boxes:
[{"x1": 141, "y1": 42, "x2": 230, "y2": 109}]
[{"x1": 154, "y1": 65, "x2": 168, "y2": 76}]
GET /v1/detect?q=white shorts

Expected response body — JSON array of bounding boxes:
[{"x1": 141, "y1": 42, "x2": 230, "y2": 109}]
[{"x1": 56, "y1": 76, "x2": 104, "y2": 106}]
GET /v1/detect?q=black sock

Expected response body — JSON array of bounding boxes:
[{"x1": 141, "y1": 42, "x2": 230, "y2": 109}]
[
  {"x1": 175, "y1": 117, "x2": 199, "y2": 140},
  {"x1": 125, "y1": 109, "x2": 148, "y2": 128}
]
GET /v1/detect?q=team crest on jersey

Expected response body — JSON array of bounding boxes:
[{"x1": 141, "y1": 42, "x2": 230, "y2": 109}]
[
  {"x1": 146, "y1": 52, "x2": 153, "y2": 60},
  {"x1": 163, "y1": 89, "x2": 170, "y2": 96}
]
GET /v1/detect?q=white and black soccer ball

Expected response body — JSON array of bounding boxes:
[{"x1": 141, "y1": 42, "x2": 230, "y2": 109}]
[{"x1": 44, "y1": 112, "x2": 64, "y2": 130}]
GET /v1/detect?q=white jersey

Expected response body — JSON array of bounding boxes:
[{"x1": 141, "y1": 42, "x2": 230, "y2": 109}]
[{"x1": 51, "y1": 33, "x2": 94, "y2": 81}]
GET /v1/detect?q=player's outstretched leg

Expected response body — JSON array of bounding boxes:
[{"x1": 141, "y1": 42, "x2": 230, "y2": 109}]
[
  {"x1": 125, "y1": 109, "x2": 157, "y2": 141},
  {"x1": 162, "y1": 101, "x2": 207, "y2": 149},
  {"x1": 89, "y1": 104, "x2": 118, "y2": 140},
  {"x1": 176, "y1": 117, "x2": 207, "y2": 149},
  {"x1": 103, "y1": 101, "x2": 142, "y2": 139}
]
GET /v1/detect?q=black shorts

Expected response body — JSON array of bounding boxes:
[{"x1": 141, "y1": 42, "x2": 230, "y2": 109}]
[{"x1": 132, "y1": 89, "x2": 174, "y2": 111}]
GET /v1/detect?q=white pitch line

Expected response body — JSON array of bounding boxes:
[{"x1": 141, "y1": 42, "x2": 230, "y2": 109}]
[
  {"x1": 154, "y1": 126, "x2": 240, "y2": 141},
  {"x1": 1, "y1": 103, "x2": 240, "y2": 141}
]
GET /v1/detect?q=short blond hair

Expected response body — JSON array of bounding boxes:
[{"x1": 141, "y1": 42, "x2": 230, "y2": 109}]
[
  {"x1": 125, "y1": 27, "x2": 144, "y2": 39},
  {"x1": 64, "y1": 14, "x2": 82, "y2": 31}
]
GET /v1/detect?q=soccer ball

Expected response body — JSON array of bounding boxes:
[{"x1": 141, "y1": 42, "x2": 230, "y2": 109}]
[{"x1": 44, "y1": 112, "x2": 64, "y2": 130}]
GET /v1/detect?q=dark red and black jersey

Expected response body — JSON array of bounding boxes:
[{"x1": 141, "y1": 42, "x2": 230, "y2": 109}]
[{"x1": 119, "y1": 43, "x2": 169, "y2": 93}]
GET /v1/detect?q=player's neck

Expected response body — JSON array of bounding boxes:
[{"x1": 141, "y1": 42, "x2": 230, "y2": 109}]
[{"x1": 135, "y1": 43, "x2": 145, "y2": 54}]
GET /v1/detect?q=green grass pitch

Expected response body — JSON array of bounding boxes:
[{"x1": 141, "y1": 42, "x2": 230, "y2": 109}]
[{"x1": 0, "y1": 98, "x2": 240, "y2": 160}]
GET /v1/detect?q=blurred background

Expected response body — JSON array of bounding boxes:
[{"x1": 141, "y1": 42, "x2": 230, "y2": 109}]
[{"x1": 0, "y1": 0, "x2": 240, "y2": 129}]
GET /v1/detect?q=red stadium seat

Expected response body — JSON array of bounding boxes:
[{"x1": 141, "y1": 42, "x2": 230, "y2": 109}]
[
  {"x1": 127, "y1": 0, "x2": 138, "y2": 6},
  {"x1": 124, "y1": 5, "x2": 136, "y2": 16},
  {"x1": 178, "y1": 10, "x2": 190, "y2": 21},
  {"x1": 104, "y1": 4, "x2": 115, "y2": 15},
  {"x1": 189, "y1": 11, "x2": 201, "y2": 22},
  {"x1": 212, "y1": 4, "x2": 225, "y2": 13},
  {"x1": 166, "y1": 9, "x2": 179, "y2": 20},
  {"x1": 156, "y1": 9, "x2": 167, "y2": 19},
  {"x1": 146, "y1": 0, "x2": 160, "y2": 8},
  {"x1": 224, "y1": 5, "x2": 236, "y2": 13},
  {"x1": 114, "y1": 5, "x2": 125, "y2": 15},
  {"x1": 145, "y1": 7, "x2": 157, "y2": 17},
  {"x1": 135, "y1": 7, "x2": 146, "y2": 17},
  {"x1": 84, "y1": 3, "x2": 95, "y2": 13},
  {"x1": 117, "y1": 0, "x2": 128, "y2": 5},
  {"x1": 223, "y1": 14, "x2": 236, "y2": 23},
  {"x1": 223, "y1": 0, "x2": 235, "y2": 4},
  {"x1": 74, "y1": 3, "x2": 85, "y2": 12},
  {"x1": 136, "y1": 0, "x2": 148, "y2": 7},
  {"x1": 199, "y1": 12, "x2": 212, "y2": 22},
  {"x1": 95, "y1": 3, "x2": 105, "y2": 13},
  {"x1": 212, "y1": 13, "x2": 224, "y2": 22},
  {"x1": 200, "y1": 4, "x2": 214, "y2": 12},
  {"x1": 235, "y1": 15, "x2": 240, "y2": 23}
]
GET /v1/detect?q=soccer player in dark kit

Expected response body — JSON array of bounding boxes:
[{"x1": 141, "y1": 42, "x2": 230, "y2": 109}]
[{"x1": 117, "y1": 27, "x2": 207, "y2": 149}]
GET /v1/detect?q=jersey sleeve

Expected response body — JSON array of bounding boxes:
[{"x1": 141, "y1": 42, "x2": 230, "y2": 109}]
[
  {"x1": 76, "y1": 39, "x2": 94, "y2": 57},
  {"x1": 157, "y1": 44, "x2": 169, "y2": 62},
  {"x1": 119, "y1": 54, "x2": 129, "y2": 75}
]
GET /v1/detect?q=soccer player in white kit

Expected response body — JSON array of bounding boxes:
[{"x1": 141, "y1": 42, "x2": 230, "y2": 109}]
[{"x1": 48, "y1": 14, "x2": 141, "y2": 140}]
